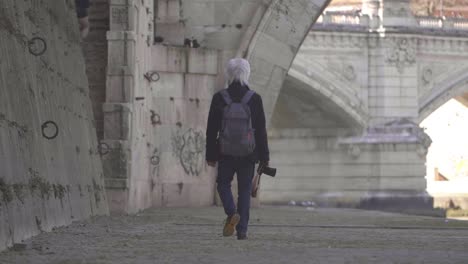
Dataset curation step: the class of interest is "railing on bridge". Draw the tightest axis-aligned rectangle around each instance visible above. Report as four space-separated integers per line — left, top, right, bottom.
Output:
417 16 468 30
315 11 468 31
316 11 361 25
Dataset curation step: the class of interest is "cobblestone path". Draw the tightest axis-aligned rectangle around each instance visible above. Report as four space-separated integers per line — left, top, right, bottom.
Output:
1 207 468 264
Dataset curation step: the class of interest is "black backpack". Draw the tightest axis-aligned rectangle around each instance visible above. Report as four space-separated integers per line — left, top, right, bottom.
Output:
219 89 256 156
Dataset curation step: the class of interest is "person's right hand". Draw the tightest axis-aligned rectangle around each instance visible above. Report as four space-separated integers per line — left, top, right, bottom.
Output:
258 160 269 173
207 161 217 167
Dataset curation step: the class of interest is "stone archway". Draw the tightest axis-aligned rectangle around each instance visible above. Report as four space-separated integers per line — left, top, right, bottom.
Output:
418 67 468 209
419 66 468 123
243 0 333 124
284 59 368 130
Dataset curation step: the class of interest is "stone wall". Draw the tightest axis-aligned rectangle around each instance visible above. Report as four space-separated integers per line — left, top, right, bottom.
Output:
102 0 330 213
263 21 468 207
0 0 108 250
262 130 429 208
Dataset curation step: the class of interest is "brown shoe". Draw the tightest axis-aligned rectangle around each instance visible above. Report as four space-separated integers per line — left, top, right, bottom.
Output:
223 213 240 237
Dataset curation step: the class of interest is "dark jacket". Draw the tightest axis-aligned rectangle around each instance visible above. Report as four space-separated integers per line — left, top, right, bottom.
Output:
206 81 270 162
76 0 90 18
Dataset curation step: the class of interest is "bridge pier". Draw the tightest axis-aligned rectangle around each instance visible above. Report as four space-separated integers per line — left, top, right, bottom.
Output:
262 123 432 210
262 1 468 209
96 0 331 213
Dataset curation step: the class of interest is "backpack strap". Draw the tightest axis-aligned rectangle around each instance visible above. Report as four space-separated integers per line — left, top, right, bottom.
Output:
220 89 233 105
241 90 255 105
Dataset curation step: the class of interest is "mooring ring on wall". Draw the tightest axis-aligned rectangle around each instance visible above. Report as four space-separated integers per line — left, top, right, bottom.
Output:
28 37 47 56
98 142 110 156
41 121 59 139
150 155 160 166
144 71 160 82
150 110 161 126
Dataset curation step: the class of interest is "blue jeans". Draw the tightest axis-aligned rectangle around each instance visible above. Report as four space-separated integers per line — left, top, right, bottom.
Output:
217 157 255 234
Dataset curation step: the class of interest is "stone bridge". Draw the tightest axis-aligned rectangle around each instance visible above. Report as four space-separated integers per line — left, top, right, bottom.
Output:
1 0 468 251
263 0 468 205
0 0 330 249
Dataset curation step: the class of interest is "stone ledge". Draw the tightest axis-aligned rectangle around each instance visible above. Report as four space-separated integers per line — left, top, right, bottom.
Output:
339 118 432 147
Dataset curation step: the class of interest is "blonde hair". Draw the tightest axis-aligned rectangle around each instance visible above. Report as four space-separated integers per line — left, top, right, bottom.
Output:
224 58 250 88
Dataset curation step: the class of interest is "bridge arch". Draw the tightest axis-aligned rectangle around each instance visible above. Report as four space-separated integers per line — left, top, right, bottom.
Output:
419 66 468 123
240 0 333 122
277 56 368 130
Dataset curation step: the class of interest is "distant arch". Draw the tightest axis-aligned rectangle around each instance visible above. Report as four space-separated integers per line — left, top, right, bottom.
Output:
286 57 369 130
419 68 468 123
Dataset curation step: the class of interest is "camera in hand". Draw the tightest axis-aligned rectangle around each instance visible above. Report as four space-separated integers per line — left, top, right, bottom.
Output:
258 164 276 177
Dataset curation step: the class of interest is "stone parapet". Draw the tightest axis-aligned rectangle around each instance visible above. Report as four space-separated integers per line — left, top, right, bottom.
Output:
314 11 468 34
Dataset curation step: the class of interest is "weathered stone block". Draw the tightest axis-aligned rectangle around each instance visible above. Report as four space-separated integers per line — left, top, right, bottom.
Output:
184 74 218 99
156 0 180 23
107 32 137 70
251 33 295 70
155 23 185 46
181 1 215 26
106 67 134 102
101 140 131 180
188 49 218 75
103 103 132 140
203 30 244 50
249 57 276 87
150 45 186 73
150 72 185 97
110 3 137 31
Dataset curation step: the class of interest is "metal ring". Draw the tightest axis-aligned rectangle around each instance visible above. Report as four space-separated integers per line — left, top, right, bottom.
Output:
150 111 161 125
144 71 160 82
98 142 110 156
28 37 47 56
41 121 58 140
150 155 160 166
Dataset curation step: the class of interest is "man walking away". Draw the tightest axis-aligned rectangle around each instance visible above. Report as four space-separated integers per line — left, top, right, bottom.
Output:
206 58 270 240
76 0 90 38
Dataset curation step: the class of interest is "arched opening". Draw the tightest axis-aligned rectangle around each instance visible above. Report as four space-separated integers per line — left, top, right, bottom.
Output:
271 75 366 132
261 69 367 204
420 89 468 213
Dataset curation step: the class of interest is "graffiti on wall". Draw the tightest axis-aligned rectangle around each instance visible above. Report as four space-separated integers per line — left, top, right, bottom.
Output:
171 128 206 176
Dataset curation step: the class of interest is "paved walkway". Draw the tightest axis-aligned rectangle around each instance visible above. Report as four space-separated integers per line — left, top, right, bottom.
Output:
1 206 468 264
